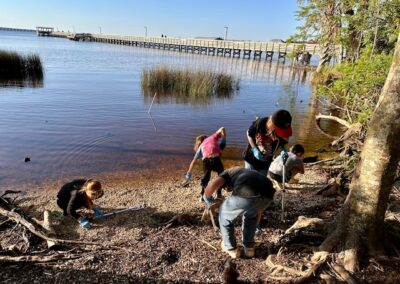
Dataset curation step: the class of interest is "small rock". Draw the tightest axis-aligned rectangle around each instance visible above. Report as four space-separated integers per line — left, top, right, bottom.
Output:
24 156 31 162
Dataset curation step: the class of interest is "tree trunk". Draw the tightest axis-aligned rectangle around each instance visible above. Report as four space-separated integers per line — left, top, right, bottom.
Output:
316 0 339 73
319 33 400 272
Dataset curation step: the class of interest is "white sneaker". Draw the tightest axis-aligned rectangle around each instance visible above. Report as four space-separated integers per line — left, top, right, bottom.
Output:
221 241 240 259
244 246 255 258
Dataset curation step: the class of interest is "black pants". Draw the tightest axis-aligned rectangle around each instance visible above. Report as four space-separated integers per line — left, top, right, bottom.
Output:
200 157 224 197
56 198 68 216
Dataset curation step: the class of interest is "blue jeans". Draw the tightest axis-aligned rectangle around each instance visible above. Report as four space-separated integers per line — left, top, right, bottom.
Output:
219 195 272 250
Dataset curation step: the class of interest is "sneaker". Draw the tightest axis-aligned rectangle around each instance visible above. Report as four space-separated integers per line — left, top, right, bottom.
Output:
221 241 240 259
244 246 255 258
199 196 205 203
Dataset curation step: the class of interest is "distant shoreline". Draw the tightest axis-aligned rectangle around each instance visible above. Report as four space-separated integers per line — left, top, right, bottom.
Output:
0 27 35 32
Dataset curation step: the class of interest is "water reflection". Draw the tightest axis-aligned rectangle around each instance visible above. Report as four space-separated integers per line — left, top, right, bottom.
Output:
142 89 235 106
0 78 43 88
0 30 335 190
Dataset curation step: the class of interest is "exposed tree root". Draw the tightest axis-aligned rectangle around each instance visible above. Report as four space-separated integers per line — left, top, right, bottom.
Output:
284 216 330 235
329 263 358 284
316 173 348 198
265 253 329 283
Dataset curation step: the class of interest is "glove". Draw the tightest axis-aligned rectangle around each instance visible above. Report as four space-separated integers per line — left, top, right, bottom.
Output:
203 196 214 206
251 147 263 160
184 172 192 180
78 217 92 229
93 208 104 218
280 150 289 163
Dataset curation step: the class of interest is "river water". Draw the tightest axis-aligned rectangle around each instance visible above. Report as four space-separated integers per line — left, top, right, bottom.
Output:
0 31 334 189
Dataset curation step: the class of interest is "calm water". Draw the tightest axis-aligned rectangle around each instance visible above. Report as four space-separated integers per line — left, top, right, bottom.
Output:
0 31 333 189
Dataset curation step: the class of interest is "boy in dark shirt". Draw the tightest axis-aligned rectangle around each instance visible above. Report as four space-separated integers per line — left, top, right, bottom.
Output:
57 179 104 229
203 167 275 258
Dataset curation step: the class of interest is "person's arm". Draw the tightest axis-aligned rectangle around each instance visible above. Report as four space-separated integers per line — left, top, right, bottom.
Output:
217 127 227 150
203 176 226 200
186 159 197 175
217 127 226 138
185 148 202 179
247 130 257 149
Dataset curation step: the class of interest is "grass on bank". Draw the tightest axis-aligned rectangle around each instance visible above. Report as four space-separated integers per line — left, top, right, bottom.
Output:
141 66 239 98
0 50 44 81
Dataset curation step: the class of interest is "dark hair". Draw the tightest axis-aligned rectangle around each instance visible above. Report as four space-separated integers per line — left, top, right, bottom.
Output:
290 144 305 154
194 135 207 151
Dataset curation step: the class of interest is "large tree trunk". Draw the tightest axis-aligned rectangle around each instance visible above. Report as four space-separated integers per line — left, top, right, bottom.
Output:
316 0 339 73
319 33 400 272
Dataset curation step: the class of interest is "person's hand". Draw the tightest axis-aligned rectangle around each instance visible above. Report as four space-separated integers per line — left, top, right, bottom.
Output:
203 196 214 207
93 208 104 218
78 217 92 229
251 147 263 160
185 172 192 180
280 150 289 163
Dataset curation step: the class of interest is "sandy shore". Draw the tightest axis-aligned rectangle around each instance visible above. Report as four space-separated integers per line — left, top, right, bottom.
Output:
1 165 399 283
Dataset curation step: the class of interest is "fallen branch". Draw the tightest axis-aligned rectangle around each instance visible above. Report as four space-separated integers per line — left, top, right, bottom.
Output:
42 210 58 248
0 206 99 246
187 231 217 250
0 254 79 263
316 113 351 129
306 158 336 166
0 190 21 198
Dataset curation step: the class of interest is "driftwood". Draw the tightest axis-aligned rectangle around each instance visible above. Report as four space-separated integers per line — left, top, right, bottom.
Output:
42 210 58 248
0 254 79 263
285 216 329 235
0 205 99 246
316 113 351 129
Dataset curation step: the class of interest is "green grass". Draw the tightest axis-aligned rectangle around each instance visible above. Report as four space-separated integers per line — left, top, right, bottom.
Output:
0 50 44 81
141 66 239 98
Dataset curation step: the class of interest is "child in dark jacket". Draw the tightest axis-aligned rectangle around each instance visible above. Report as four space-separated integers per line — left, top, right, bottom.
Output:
184 127 227 201
56 179 104 229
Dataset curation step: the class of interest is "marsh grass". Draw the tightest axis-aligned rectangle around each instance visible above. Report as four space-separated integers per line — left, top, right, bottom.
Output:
141 66 239 98
0 50 44 82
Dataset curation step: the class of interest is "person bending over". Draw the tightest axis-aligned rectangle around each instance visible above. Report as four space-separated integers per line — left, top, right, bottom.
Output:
184 127 227 201
243 109 293 175
203 167 275 258
56 179 104 229
269 144 305 185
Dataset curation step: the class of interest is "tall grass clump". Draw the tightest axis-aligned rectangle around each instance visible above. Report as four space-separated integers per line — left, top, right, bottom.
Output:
141 66 239 98
0 50 44 81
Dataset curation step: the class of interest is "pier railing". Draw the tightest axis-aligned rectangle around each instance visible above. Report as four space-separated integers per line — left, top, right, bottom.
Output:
51 31 344 61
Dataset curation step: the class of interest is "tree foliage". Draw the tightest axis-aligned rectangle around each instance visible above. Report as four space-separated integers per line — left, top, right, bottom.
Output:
293 0 400 60
316 47 392 124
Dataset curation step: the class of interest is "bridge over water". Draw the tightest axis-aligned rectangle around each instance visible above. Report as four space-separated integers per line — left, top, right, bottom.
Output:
49 31 343 63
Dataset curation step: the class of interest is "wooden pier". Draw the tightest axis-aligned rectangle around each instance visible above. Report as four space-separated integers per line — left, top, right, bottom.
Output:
48 31 341 62
36 26 54 36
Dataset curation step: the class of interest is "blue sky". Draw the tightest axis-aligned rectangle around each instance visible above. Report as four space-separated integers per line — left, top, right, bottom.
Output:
0 0 301 41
